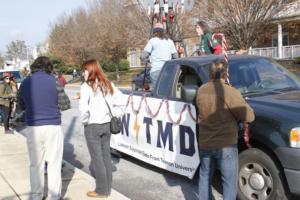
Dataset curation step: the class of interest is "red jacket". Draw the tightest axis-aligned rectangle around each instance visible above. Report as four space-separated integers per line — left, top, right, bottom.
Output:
58 76 67 87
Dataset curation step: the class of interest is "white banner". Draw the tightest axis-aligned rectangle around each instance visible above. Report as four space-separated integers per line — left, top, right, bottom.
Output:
110 95 200 179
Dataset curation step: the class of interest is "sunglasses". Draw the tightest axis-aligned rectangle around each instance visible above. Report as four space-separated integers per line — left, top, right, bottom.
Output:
4 77 10 80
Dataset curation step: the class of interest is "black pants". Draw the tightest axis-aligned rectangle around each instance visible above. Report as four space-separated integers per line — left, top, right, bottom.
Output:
1 105 10 131
84 123 112 195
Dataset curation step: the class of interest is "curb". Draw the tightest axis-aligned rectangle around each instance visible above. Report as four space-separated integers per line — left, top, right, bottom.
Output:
62 161 131 200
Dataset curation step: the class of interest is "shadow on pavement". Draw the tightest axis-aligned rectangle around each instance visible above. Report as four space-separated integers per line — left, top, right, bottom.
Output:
111 149 122 172
42 116 83 198
61 116 83 197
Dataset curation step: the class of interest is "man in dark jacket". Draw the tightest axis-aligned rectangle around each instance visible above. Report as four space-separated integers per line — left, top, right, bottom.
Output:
0 72 16 133
18 56 70 200
196 60 255 200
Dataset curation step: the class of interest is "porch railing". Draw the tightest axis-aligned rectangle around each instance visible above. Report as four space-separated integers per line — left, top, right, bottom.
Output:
248 45 300 59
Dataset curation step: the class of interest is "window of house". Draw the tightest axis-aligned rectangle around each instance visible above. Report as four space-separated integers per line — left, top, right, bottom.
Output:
272 33 289 47
129 48 137 67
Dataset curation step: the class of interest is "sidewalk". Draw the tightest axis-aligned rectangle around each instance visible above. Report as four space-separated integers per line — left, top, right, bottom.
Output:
0 130 130 200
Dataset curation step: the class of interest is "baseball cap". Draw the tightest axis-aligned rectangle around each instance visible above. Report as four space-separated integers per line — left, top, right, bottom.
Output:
153 23 164 33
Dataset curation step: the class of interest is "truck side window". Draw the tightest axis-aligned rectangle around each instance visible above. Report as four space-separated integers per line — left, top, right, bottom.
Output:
174 66 202 99
157 63 177 97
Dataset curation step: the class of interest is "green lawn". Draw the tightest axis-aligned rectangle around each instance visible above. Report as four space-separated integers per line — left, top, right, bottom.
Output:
65 68 145 87
107 68 145 87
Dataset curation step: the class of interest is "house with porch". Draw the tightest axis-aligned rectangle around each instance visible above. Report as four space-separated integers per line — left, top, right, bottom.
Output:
250 0 300 59
127 1 300 68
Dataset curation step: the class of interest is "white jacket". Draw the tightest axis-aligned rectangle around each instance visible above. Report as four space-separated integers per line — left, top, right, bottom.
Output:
79 82 124 125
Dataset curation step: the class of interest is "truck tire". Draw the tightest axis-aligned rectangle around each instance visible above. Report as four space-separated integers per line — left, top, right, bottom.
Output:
238 148 289 200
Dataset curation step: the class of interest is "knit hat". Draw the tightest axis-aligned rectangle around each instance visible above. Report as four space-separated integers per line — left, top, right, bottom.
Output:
153 23 164 33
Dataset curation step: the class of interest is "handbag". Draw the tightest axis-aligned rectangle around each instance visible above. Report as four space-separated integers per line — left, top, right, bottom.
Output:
100 86 122 134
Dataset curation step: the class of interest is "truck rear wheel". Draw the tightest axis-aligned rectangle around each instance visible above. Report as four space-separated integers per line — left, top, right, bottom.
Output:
238 148 289 200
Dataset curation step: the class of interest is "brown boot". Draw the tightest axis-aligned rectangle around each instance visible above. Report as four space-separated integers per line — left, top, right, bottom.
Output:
86 191 109 198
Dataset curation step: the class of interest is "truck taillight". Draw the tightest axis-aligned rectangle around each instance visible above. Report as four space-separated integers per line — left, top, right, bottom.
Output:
290 127 300 148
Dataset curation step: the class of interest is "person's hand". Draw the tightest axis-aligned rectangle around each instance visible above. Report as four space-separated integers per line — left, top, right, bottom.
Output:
73 92 80 100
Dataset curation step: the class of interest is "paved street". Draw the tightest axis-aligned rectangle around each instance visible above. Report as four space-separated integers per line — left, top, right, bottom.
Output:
15 85 223 200
12 82 299 200
40 85 222 200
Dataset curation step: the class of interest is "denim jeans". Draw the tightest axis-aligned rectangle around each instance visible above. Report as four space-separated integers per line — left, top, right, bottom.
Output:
198 145 238 200
150 70 161 90
1 105 10 131
84 123 112 195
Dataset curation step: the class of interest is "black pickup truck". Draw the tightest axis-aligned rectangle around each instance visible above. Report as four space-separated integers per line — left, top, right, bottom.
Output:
123 54 300 200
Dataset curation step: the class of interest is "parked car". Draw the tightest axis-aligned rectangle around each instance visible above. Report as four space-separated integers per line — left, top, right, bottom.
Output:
131 68 151 91
113 55 300 200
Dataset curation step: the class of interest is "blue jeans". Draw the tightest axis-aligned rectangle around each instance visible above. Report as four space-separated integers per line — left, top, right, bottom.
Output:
198 145 238 200
84 123 112 195
150 70 161 90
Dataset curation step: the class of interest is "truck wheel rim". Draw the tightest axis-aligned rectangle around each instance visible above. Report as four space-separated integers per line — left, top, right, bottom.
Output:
239 163 273 200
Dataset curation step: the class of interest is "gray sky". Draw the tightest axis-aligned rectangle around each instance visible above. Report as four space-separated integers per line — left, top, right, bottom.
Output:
0 0 87 54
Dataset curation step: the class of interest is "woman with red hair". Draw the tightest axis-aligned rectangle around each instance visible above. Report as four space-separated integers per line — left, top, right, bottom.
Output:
79 59 123 198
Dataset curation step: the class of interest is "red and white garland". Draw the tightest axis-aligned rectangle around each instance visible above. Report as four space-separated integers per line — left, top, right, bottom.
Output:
124 94 197 125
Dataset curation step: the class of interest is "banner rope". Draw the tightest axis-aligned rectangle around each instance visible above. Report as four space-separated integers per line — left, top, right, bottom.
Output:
120 94 197 124
244 123 252 148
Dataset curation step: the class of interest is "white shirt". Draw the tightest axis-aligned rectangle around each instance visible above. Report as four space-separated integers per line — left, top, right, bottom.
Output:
144 37 177 73
79 82 124 125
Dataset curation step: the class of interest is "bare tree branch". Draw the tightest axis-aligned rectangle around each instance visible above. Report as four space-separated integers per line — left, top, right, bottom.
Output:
199 0 287 49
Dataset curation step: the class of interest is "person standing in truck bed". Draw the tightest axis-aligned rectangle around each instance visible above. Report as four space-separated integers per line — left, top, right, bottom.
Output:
141 22 178 89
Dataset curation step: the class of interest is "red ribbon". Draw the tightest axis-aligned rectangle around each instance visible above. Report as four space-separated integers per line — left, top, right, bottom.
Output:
244 123 251 148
